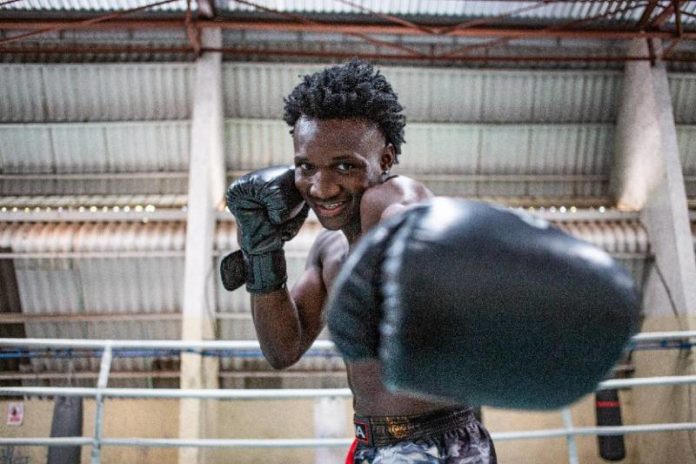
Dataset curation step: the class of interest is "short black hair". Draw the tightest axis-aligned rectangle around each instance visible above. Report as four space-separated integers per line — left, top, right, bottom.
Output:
283 59 406 159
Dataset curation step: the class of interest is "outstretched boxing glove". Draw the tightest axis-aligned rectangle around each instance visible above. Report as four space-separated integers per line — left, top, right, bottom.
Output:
327 198 640 410
323 212 413 359
222 165 309 293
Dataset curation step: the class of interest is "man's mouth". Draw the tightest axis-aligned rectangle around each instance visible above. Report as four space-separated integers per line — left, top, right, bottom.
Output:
313 200 348 217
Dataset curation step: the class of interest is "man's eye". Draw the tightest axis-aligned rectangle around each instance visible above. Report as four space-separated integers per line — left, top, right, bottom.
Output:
296 162 313 171
336 162 355 173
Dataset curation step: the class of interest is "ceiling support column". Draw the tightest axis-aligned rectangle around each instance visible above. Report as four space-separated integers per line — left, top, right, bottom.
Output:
610 39 696 462
178 27 225 464
611 38 696 321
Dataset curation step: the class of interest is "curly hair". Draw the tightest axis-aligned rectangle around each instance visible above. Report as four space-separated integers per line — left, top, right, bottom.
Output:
283 59 406 159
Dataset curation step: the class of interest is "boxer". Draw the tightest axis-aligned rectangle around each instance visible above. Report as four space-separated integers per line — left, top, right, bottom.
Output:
223 60 496 463
222 59 640 463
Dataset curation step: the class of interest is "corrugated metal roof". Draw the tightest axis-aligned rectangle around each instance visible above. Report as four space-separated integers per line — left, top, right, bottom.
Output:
2 2 693 72
679 126 696 175
0 121 190 174
217 0 645 22
3 62 690 125
0 121 190 195
218 26 642 70
223 63 318 120
670 75 696 124
2 0 682 30
390 68 622 123
1 0 190 11
4 119 690 201
0 194 188 209
217 0 693 28
679 125 696 199
0 221 185 378
0 221 186 252
0 177 189 197
225 119 295 170
223 63 622 123
0 220 315 336
555 220 650 255
0 64 194 122
225 118 614 198
7 214 643 258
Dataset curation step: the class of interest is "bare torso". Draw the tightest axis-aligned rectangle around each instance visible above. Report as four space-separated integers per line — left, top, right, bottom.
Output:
347 361 458 416
316 176 454 416
252 175 449 416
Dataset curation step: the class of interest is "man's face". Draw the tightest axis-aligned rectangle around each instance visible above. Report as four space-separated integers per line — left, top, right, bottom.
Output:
293 116 391 232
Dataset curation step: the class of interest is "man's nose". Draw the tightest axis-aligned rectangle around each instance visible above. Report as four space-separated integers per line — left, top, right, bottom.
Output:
308 170 340 199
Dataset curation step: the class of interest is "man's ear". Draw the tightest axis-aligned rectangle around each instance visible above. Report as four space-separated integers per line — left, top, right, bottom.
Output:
380 144 396 172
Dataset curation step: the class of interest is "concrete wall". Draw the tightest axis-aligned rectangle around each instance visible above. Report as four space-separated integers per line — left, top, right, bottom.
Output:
0 398 346 464
3 363 695 464
0 399 179 464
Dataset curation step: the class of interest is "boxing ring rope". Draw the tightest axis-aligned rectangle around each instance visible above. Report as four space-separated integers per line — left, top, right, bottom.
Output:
1 333 696 464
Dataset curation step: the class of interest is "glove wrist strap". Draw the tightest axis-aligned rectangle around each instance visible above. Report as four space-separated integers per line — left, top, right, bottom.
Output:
245 249 287 294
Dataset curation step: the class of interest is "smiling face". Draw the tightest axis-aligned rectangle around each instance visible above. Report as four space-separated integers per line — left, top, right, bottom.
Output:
293 116 394 237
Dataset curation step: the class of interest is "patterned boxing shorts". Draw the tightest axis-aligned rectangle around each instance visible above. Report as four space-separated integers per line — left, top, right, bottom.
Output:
347 407 496 464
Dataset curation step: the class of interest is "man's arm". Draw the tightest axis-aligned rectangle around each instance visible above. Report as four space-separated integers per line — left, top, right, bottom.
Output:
224 165 321 369
252 176 431 369
251 230 347 369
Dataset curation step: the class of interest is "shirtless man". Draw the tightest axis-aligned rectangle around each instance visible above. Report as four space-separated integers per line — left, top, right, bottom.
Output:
223 60 497 463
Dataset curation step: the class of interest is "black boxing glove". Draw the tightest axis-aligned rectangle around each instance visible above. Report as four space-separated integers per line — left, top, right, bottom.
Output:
220 250 246 292
222 165 309 293
326 213 412 359
327 198 641 410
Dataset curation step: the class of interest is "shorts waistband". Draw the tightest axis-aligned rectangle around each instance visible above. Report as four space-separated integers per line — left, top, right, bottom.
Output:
353 407 474 447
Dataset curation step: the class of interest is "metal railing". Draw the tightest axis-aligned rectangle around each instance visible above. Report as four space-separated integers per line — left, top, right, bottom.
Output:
1 332 696 464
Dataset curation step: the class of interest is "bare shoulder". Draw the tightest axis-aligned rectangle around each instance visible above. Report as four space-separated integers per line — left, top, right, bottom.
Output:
360 176 433 233
306 229 349 269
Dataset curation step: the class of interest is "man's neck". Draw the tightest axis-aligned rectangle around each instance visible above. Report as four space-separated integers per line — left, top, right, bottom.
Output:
341 220 362 247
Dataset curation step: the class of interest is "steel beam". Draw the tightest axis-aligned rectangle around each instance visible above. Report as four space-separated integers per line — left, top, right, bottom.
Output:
0 18 691 40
